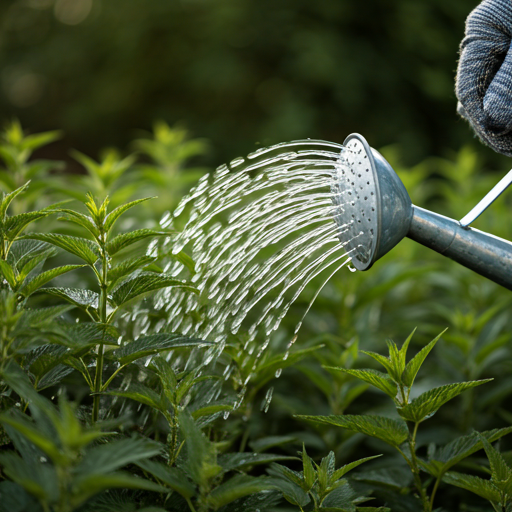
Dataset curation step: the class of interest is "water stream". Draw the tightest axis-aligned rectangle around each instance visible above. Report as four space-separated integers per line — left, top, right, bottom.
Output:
150 139 363 407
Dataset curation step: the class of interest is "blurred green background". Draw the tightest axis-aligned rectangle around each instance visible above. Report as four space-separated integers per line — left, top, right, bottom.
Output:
0 0 507 168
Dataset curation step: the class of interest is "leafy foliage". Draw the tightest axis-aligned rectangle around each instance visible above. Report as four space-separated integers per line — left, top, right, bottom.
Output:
1 123 512 512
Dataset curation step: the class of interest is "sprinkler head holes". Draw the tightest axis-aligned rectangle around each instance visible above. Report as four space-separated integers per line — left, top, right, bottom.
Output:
332 134 412 271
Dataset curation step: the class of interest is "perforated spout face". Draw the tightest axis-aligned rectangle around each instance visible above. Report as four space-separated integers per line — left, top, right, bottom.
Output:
331 133 413 270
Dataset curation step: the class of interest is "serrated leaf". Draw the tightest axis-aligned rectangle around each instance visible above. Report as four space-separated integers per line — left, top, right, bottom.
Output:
104 197 154 232
402 329 446 388
302 444 316 490
0 413 63 464
104 384 164 412
180 410 221 485
206 474 276 509
63 356 93 390
443 471 502 502
331 455 382 482
112 333 211 365
73 471 168 508
0 260 16 288
421 427 512 478
57 209 99 238
37 288 99 314
327 367 396 399
217 453 296 474
478 434 512 484
135 459 195 499
110 272 196 307
191 402 234 419
76 437 162 476
0 452 59 503
360 350 395 380
107 255 157 288
22 233 99 265
268 476 310 507
321 480 358 510
296 414 409 448
4 211 53 240
397 380 492 423
106 229 172 255
19 265 85 297
249 435 296 453
1 182 30 219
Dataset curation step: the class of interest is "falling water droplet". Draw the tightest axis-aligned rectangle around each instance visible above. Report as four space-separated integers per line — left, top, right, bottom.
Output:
261 387 274 413
347 264 357 272
275 368 282 378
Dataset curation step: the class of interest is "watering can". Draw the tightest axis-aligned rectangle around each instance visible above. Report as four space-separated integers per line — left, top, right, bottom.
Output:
334 133 512 290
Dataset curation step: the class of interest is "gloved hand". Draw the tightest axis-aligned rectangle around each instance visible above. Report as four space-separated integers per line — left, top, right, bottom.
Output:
456 0 512 156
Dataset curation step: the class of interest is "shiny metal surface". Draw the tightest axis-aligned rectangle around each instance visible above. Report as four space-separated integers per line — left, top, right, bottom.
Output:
460 168 512 228
409 206 512 291
335 133 512 290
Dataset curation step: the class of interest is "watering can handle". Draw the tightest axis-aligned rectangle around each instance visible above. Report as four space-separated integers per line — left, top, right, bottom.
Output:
459 168 512 228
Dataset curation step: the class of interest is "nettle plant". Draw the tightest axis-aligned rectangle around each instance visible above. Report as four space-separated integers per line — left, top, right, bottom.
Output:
297 330 512 512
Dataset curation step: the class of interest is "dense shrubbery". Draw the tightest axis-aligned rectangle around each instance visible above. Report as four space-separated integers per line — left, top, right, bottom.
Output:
1 123 512 512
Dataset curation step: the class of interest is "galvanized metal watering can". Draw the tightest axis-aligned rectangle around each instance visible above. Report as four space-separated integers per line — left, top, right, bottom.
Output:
336 133 512 290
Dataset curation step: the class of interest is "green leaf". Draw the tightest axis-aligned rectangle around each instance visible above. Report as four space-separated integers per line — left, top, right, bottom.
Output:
57 209 99 238
110 272 197 307
206 474 276 509
360 350 396 380
326 367 396 399
20 130 62 151
135 459 195 499
4 211 53 240
36 288 99 314
106 229 173 255
331 455 382 481
478 434 512 484
63 356 94 390
397 380 492 423
249 435 296 453
107 256 157 288
112 333 211 365
402 329 446 388
420 427 512 478
443 471 502 503
0 412 63 464
191 402 234 419
22 233 99 265
0 260 16 288
296 414 409 448
398 328 416 371
72 472 169 508
104 384 164 412
302 444 316 490
76 437 162 476
19 265 85 297
217 453 296 474
180 410 221 485
268 476 310 508
104 197 155 232
0 452 58 503
385 339 402 380
1 182 30 219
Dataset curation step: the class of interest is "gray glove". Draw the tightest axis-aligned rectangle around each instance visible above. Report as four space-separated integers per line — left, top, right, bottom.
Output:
456 0 512 156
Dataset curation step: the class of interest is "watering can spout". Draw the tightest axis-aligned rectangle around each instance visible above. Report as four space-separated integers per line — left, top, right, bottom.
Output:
338 133 512 291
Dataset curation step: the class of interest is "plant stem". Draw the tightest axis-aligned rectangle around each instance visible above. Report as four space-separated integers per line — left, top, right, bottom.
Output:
92 244 108 423
430 476 441 509
408 421 430 512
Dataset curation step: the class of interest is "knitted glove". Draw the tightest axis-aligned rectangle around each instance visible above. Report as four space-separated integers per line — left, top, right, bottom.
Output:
456 0 512 156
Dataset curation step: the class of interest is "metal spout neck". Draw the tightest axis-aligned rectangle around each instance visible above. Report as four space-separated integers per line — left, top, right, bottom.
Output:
407 206 512 291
